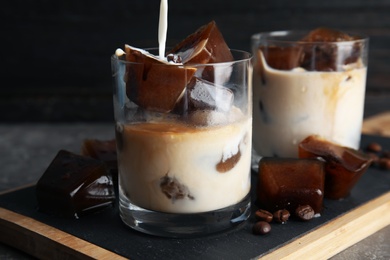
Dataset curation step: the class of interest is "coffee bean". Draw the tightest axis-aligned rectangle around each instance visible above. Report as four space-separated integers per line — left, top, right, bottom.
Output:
295 205 315 221
254 209 273 223
273 209 290 223
378 158 390 170
252 221 271 235
366 142 382 153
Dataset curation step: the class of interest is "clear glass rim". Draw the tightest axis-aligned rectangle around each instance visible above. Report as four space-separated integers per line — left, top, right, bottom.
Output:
111 48 252 67
251 30 369 45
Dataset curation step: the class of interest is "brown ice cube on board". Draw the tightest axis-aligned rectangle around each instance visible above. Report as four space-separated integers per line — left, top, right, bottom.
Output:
168 20 233 83
124 45 197 113
259 46 303 70
81 138 118 188
257 157 325 214
81 139 117 171
299 135 373 199
36 150 115 218
300 27 361 71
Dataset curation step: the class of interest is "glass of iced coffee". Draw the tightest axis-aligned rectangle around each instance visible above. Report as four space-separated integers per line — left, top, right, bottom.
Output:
251 28 369 164
111 21 252 237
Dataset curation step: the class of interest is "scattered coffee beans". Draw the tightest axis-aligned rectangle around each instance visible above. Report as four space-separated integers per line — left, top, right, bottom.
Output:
252 139 390 235
252 221 271 235
366 142 382 153
295 205 315 221
364 142 390 171
254 209 273 223
273 209 290 223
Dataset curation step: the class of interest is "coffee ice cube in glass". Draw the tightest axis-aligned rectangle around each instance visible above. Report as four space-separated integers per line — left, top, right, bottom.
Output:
187 77 233 113
300 27 362 71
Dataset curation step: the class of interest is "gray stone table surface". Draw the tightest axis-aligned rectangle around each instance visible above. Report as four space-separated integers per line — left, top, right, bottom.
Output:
0 123 389 259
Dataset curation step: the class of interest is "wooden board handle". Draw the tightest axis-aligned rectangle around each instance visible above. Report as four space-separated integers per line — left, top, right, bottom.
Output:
0 208 127 260
362 111 390 137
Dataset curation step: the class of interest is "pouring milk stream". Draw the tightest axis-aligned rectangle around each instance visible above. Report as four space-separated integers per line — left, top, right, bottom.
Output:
158 0 168 59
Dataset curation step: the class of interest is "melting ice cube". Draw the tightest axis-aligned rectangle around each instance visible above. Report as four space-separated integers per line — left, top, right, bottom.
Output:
188 77 233 113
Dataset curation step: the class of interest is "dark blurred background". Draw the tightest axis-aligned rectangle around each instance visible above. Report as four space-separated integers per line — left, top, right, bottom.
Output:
2 0 390 122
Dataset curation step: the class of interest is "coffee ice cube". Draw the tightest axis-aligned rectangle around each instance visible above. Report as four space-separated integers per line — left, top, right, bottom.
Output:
299 135 373 199
216 148 241 173
187 77 233 113
169 20 233 64
259 46 303 70
36 150 115 218
160 175 194 202
124 45 197 112
81 138 118 189
302 27 355 43
257 157 325 214
168 20 233 83
81 139 117 172
300 27 360 71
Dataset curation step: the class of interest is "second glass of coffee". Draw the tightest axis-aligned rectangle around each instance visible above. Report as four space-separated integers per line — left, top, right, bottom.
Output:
251 28 369 162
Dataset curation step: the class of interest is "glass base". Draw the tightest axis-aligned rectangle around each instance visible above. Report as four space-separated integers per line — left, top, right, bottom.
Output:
119 193 251 238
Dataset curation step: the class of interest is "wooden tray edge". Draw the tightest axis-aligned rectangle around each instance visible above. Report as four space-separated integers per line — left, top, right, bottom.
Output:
0 207 127 260
260 191 390 259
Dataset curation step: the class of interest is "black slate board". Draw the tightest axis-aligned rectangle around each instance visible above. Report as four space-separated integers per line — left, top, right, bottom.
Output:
1 134 390 259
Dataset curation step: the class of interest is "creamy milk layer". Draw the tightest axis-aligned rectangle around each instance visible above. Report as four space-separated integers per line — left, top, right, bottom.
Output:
117 117 252 213
253 54 367 158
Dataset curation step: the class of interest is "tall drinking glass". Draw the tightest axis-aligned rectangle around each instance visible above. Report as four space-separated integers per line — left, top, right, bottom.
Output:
251 30 369 166
111 49 252 237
